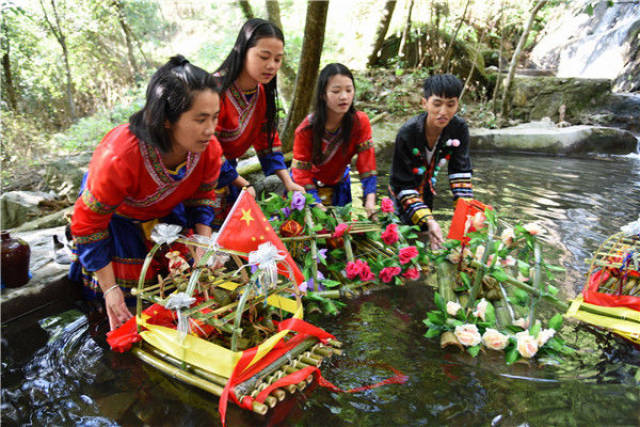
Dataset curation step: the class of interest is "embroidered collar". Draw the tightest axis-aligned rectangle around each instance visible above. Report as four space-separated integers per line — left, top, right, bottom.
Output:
217 82 260 143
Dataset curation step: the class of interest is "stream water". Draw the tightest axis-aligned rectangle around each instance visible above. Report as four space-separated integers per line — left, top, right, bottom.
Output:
2 152 639 426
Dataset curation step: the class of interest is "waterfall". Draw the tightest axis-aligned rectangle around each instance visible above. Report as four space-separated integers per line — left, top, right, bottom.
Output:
530 1 640 89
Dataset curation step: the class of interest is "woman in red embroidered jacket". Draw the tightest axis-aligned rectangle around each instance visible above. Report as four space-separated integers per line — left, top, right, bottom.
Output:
70 56 223 330
291 63 377 216
213 18 304 225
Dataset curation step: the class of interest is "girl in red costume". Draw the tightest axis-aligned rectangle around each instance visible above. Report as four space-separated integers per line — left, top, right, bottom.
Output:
291 63 377 216
213 18 304 226
70 55 223 330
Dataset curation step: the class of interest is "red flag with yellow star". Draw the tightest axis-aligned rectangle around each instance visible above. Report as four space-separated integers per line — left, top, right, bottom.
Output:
216 189 305 285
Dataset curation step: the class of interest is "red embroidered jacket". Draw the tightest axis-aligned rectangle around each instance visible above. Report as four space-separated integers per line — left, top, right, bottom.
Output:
291 111 377 191
71 124 222 259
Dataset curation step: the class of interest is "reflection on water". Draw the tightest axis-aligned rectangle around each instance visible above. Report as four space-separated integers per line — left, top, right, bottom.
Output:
2 153 639 426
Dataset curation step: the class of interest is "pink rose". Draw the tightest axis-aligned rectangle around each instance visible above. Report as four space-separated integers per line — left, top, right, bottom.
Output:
403 267 420 280
379 266 401 283
345 261 362 280
501 228 515 247
501 255 516 267
515 331 539 358
513 317 530 329
333 223 351 238
482 328 509 350
398 246 418 264
381 223 399 245
454 324 482 347
470 212 486 230
380 197 394 213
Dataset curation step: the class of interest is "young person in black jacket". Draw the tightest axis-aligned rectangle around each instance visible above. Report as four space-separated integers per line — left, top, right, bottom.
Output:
389 74 473 250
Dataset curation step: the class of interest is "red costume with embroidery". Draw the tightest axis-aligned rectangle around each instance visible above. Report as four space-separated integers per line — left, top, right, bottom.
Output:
291 111 377 194
216 83 282 161
70 124 222 289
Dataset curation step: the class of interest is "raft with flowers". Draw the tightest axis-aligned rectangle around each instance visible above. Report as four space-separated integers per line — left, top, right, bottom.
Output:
106 190 344 424
259 191 425 313
421 198 576 363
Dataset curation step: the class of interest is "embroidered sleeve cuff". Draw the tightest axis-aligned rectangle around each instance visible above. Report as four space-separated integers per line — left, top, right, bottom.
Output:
218 160 239 188
76 231 112 272
449 172 473 200
361 175 377 196
397 189 434 225
258 151 286 176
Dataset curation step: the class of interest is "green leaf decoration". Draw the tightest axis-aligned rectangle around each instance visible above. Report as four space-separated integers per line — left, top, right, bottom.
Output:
427 311 445 325
530 321 541 338
513 288 529 305
443 239 461 249
484 301 496 325
546 284 559 296
424 327 441 338
484 208 496 227
548 313 563 330
459 271 471 287
312 206 328 221
517 260 530 277
505 347 519 364
434 292 446 312
468 345 481 357
321 279 342 289
490 268 510 283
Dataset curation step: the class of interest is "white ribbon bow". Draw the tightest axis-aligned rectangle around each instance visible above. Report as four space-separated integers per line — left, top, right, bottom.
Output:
248 242 286 290
151 223 182 246
164 292 196 340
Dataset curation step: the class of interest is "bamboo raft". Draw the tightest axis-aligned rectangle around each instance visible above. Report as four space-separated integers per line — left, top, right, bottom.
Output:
108 229 342 418
565 232 640 345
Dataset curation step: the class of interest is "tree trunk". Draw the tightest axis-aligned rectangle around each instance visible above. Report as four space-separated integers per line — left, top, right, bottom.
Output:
499 0 547 119
1 17 17 111
112 0 139 79
39 0 76 121
398 0 414 61
459 27 486 102
492 2 505 114
441 0 472 73
238 1 254 20
280 0 328 152
266 0 296 103
366 0 396 67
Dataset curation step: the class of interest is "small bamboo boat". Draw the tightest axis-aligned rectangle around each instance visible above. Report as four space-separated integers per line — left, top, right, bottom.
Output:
107 191 342 423
565 231 640 345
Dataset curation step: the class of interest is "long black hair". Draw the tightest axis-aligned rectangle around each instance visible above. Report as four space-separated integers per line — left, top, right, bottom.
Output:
310 63 357 165
129 55 220 153
215 18 284 148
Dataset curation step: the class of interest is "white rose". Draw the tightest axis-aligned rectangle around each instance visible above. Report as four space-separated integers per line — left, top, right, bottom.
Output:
447 301 462 317
473 298 488 321
471 212 486 230
454 324 482 347
482 328 509 350
515 331 539 358
513 317 530 329
474 245 485 262
501 228 515 247
501 255 516 267
523 223 545 236
537 328 556 346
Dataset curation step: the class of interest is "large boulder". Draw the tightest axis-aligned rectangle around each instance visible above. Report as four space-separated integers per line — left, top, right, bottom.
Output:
470 120 638 156
1 191 57 229
506 75 640 132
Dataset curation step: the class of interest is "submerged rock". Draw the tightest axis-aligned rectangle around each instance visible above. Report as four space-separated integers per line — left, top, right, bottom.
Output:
470 121 638 156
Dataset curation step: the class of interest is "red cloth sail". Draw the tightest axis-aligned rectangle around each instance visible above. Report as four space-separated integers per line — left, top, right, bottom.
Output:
216 190 305 285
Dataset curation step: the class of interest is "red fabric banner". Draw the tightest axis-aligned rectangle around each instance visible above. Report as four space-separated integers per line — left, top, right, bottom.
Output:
583 269 640 311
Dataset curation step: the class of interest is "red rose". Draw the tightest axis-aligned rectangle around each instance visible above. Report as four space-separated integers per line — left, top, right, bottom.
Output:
381 223 399 245
403 267 421 280
280 219 304 237
380 197 394 213
345 261 362 280
379 266 401 283
398 246 418 264
333 223 351 238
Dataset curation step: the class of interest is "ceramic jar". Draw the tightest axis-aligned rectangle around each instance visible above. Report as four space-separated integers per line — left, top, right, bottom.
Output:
1 231 31 288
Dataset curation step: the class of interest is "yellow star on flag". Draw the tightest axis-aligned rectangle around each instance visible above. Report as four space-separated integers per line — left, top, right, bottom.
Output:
240 208 254 226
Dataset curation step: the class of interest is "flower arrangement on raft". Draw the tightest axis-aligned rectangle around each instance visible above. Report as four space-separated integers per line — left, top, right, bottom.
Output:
422 199 575 364
259 192 424 314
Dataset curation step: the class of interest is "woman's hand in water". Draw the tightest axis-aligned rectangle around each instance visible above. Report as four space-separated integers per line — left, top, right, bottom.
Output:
104 288 133 331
